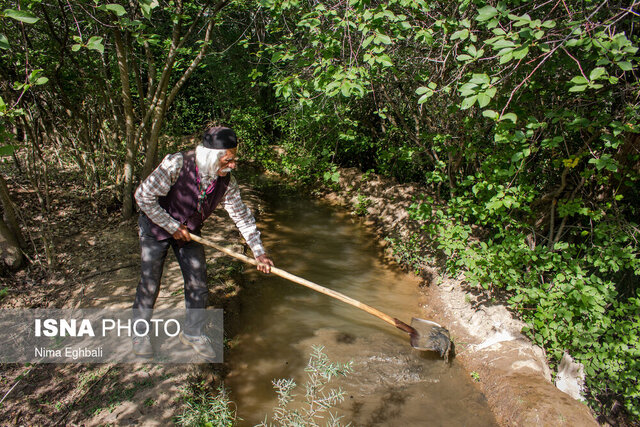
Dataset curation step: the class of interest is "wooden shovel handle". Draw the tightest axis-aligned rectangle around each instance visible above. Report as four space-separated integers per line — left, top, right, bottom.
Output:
189 233 405 330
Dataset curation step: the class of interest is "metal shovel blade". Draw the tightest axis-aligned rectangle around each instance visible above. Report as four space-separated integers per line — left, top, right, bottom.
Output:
410 317 452 359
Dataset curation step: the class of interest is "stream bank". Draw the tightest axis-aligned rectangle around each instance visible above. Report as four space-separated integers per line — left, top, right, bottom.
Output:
320 167 598 426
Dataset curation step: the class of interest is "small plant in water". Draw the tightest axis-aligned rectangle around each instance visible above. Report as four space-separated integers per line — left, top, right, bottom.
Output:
470 371 480 382
258 345 353 427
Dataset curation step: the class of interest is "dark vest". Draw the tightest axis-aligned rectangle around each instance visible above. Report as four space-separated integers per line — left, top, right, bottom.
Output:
147 150 231 241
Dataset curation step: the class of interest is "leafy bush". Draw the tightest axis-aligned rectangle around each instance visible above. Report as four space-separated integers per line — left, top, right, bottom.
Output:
410 196 640 418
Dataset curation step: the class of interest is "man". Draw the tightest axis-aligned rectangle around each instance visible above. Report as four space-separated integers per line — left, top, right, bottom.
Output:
132 125 273 361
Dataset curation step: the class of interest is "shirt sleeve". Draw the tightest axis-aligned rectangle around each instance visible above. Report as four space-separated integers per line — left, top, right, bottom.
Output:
222 175 266 257
134 153 184 235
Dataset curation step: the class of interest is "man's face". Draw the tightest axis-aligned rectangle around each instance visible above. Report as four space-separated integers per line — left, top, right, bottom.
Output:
218 148 238 176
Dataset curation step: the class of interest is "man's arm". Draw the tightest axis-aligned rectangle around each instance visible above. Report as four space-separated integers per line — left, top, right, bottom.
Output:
134 153 184 235
222 176 267 258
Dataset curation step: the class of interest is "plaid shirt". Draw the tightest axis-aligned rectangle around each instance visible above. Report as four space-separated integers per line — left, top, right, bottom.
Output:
135 152 266 257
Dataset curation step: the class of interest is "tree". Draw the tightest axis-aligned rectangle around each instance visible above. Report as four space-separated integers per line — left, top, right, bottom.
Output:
106 0 231 218
1 0 233 219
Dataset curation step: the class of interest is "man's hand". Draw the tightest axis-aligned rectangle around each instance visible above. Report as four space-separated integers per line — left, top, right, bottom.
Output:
255 254 274 274
172 224 191 242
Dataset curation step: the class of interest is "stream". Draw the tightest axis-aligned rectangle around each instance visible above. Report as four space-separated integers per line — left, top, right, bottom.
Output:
224 181 497 426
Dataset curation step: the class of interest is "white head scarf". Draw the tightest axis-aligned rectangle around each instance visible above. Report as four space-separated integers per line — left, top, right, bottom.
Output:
195 145 228 182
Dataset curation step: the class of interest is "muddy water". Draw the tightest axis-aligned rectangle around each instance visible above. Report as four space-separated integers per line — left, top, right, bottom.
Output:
225 188 497 426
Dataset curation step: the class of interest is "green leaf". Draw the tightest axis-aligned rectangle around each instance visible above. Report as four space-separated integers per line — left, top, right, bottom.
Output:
456 54 473 61
492 39 516 49
139 0 159 19
566 39 581 47
476 6 498 21
416 87 428 95
86 36 104 54
451 29 469 41
377 54 393 67
589 155 618 172
482 109 498 120
467 44 477 56
418 92 433 104
500 113 518 123
569 84 587 92
3 9 39 24
271 51 283 63
589 67 606 80
460 95 477 110
105 4 127 16
470 73 490 85
512 46 529 59
72 44 81 52
459 82 478 97
374 33 392 45
499 51 513 64
570 76 588 84
35 77 48 85
341 81 351 97
362 35 374 48
477 92 491 108
0 145 16 156
616 61 633 71
0 34 8 49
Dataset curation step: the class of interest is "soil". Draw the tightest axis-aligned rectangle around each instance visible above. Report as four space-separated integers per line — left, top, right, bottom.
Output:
321 167 599 426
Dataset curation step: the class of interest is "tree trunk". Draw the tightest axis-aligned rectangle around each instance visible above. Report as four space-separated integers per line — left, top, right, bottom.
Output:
140 90 169 180
0 215 23 272
113 27 138 219
0 173 26 250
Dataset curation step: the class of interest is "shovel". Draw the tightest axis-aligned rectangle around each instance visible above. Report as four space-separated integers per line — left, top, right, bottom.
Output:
189 233 452 359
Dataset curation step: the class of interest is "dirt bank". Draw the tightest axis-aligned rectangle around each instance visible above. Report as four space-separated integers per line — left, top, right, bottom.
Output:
321 167 598 426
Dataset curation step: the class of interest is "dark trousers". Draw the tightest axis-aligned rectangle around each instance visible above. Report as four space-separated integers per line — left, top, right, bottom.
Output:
132 214 208 336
